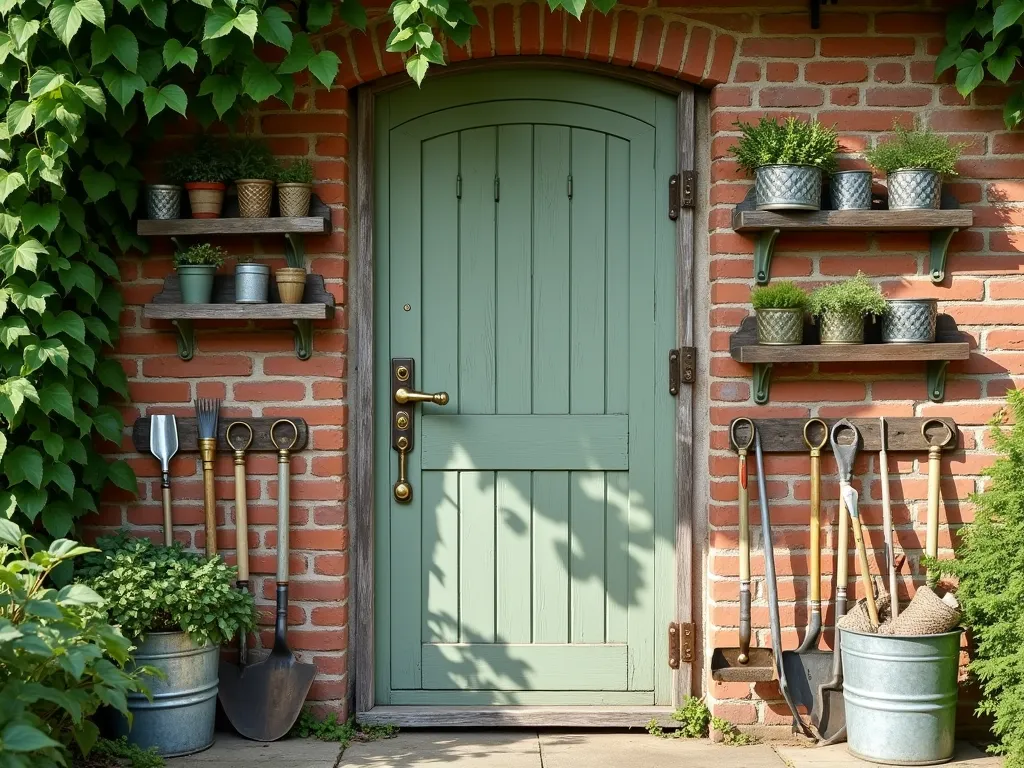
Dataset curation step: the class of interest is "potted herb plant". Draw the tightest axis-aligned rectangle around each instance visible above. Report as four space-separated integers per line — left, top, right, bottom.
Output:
175 243 226 304
730 117 839 211
79 535 255 757
866 122 966 210
168 141 232 218
808 273 887 345
232 139 279 219
751 281 809 345
882 298 938 343
277 158 315 217
235 258 271 304
277 245 306 304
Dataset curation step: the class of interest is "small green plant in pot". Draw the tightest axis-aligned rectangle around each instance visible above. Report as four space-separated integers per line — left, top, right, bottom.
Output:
866 121 966 210
167 141 232 219
731 117 839 211
809 273 887 345
232 139 280 218
277 159 315 217
175 243 226 304
276 241 307 304
78 534 256 757
751 282 809 345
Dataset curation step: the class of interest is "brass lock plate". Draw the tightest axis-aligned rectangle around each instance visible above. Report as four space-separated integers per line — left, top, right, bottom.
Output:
391 358 415 453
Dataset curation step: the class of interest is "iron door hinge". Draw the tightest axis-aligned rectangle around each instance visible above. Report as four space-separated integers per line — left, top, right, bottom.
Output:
668 621 695 669
668 347 696 395
668 171 696 219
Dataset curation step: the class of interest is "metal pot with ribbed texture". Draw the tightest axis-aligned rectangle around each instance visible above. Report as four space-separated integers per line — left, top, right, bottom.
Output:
755 164 822 211
882 299 937 343
830 170 872 210
887 169 942 210
818 309 866 344
235 263 271 304
756 308 804 345
147 185 182 219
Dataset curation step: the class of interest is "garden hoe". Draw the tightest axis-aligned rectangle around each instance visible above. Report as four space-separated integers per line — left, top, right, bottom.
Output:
218 420 315 742
711 417 775 682
781 418 834 740
148 414 178 547
922 419 954 585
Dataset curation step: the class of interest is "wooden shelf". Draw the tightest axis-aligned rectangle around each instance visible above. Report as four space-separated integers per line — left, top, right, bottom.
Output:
144 273 336 360
729 315 970 404
138 216 330 237
731 190 973 284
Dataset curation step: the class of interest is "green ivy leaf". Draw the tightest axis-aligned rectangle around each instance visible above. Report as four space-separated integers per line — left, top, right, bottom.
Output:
42 310 86 343
142 84 187 119
0 240 48 274
988 47 1021 83
24 338 69 375
137 47 164 83
277 32 312 74
92 25 139 72
106 459 136 492
406 53 428 85
993 0 1024 35
141 0 167 26
306 0 333 30
0 317 31 348
9 18 41 50
81 166 116 201
14 486 47 520
21 202 60 235
242 60 281 101
204 5 238 38
7 101 35 135
38 382 75 419
28 67 66 98
197 73 239 117
308 50 340 88
9 279 54 314
0 170 26 203
50 0 84 46
1005 87 1024 129
1 724 61 752
339 0 367 30
387 26 415 53
91 406 122 443
233 7 258 38
4 446 44 488
257 6 292 49
40 430 64 459
392 0 417 27
41 504 73 537
0 378 38 421
75 81 106 114
101 67 146 109
163 39 198 71
96 358 128 397
955 49 986 97
78 0 106 26
44 462 75 496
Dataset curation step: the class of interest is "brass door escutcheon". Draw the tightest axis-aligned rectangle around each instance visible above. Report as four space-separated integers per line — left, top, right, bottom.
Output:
391 358 449 503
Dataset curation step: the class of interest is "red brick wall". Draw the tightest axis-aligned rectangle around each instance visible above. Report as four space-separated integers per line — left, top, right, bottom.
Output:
97 0 1020 728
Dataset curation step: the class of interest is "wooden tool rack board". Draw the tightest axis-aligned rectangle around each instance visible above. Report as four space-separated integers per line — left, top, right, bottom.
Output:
729 417 959 452
132 416 309 453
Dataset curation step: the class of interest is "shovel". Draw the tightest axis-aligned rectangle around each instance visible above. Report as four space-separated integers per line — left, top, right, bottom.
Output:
218 420 315 741
148 415 178 547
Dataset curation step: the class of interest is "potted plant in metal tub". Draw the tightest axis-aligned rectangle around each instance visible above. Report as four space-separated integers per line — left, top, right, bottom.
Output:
168 141 232 218
809 273 887 345
277 158 315 217
882 298 938 343
730 116 839 211
866 121 965 210
751 281 809 345
79 535 255 757
232 139 279 218
175 243 226 304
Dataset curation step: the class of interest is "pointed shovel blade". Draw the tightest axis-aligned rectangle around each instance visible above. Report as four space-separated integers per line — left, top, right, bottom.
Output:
218 649 316 742
149 415 179 473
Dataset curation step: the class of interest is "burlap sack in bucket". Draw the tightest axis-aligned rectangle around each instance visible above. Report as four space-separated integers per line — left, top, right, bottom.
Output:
838 592 892 634
884 585 961 636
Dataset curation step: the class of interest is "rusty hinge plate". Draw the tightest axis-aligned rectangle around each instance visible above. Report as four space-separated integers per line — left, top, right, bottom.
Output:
668 171 696 220
668 347 696 395
668 621 695 669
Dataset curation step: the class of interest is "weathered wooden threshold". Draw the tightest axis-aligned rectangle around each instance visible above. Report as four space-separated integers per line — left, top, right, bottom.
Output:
357 705 676 728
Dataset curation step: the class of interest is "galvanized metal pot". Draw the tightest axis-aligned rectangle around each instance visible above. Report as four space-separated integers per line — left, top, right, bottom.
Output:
842 628 961 765
177 264 217 304
818 309 866 344
756 308 804 345
147 185 182 220
887 169 942 210
111 632 219 757
235 263 270 304
755 164 822 211
830 170 872 211
883 299 937 343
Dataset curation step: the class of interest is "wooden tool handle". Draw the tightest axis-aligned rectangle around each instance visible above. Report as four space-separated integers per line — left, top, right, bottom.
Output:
277 454 290 584
738 451 750 582
926 449 941 561
836 486 849 586
234 459 248 581
161 484 173 547
203 460 217 557
809 454 821 604
851 514 879 629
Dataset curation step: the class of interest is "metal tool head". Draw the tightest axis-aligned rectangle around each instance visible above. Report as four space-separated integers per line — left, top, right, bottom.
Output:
271 419 299 452
803 418 828 454
921 418 955 449
782 649 833 738
830 418 860 483
217 648 316 742
730 417 755 453
149 415 179 473
226 421 253 454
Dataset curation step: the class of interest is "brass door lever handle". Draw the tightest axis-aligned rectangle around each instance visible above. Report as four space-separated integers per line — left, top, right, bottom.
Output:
394 388 449 406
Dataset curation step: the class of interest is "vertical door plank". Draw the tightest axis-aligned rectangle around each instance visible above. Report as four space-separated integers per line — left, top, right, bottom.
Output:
533 471 570 643
604 135 631 644
459 127 498 416
460 471 496 642
570 472 607 643
422 470 460 643
496 471 532 642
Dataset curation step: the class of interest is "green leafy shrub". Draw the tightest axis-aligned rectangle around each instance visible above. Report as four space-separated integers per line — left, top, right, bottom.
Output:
710 716 758 746
0 521 149 768
645 696 711 739
808 273 888 318
290 709 398 746
166 142 234 185
730 117 840 176
865 122 966 176
750 281 809 311
277 159 315 185
940 390 1024 768
77 534 255 647
231 140 280 181
173 244 227 269
78 737 164 768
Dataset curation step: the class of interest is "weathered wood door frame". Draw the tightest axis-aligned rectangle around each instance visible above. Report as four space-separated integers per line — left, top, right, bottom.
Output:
351 60 698 725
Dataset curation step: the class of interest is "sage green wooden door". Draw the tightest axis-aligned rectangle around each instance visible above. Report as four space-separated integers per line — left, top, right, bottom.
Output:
374 72 680 706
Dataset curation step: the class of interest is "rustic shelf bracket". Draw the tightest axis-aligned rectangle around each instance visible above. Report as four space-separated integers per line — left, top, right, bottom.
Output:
170 319 195 361
926 360 950 403
754 228 780 285
752 363 773 405
293 319 314 360
928 228 958 284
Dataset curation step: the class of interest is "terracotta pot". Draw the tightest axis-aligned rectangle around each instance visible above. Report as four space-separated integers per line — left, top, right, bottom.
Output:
185 182 226 219
275 267 307 304
278 183 313 217
236 179 274 218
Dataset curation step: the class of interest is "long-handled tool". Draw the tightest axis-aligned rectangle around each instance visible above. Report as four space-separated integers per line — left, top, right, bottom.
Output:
922 419 953 586
227 421 252 665
879 417 899 618
782 419 834 739
149 414 179 547
755 430 814 739
195 398 221 557
218 419 315 742
846 478 879 631
711 418 774 682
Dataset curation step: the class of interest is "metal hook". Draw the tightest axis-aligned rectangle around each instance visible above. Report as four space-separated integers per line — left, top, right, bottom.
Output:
226 421 253 453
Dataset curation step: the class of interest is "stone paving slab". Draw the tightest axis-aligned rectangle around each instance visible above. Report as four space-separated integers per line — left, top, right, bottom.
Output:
540 732 785 768
340 731 540 767
167 733 342 768
775 742 1001 768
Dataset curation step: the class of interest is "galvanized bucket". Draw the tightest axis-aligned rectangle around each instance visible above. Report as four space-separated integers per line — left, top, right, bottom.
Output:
147 185 182 220
831 170 872 210
111 632 219 757
235 263 270 304
883 299 937 343
818 309 865 344
888 169 942 210
755 164 822 211
842 628 961 765
757 308 804 345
